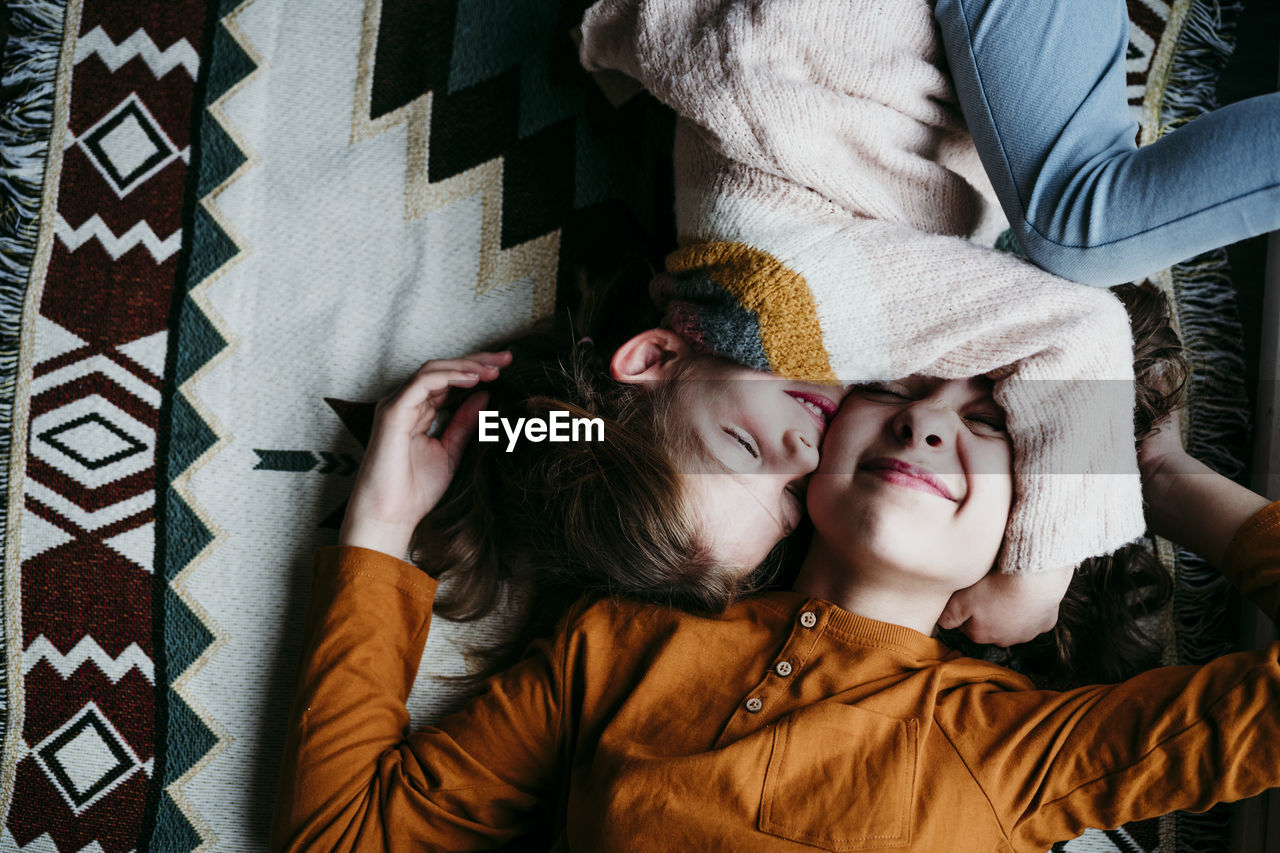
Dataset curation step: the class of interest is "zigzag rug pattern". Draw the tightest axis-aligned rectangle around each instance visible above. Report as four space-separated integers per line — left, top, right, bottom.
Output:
366 0 676 302
3 0 216 849
147 0 259 848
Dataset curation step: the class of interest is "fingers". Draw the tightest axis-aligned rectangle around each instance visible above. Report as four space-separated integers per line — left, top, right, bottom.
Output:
951 608 1058 647
936 570 1065 646
936 604 962 630
414 352 512 377
376 371 484 433
946 612 1007 647
465 351 514 368
936 589 972 627
380 352 511 418
963 619 1054 648
440 390 490 465
963 624 1000 646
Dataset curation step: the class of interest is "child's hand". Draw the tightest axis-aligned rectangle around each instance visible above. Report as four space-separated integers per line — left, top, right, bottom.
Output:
1137 410 1268 565
937 563 1073 646
1137 412 1188 490
338 352 512 557
1136 412 1191 542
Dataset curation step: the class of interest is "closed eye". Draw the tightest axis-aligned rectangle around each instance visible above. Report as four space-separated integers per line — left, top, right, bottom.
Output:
965 414 1007 433
857 382 910 400
724 427 759 459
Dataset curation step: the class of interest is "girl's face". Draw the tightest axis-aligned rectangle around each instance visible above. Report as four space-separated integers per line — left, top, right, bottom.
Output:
806 376 1014 589
671 359 842 575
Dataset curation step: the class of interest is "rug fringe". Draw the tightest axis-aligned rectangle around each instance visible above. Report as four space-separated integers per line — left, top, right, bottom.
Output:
0 0 65 741
1163 0 1250 664
1174 251 1250 485
1159 0 1245 134
1161 1 1249 851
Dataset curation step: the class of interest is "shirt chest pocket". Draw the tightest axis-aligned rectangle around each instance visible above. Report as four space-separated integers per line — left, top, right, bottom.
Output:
759 704 918 850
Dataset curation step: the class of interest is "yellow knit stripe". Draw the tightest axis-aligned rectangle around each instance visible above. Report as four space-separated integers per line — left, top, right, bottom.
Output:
667 242 837 383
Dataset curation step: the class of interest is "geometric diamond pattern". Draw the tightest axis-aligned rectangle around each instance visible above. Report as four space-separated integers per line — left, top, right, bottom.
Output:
7 1 202 841
29 392 156 490
32 702 142 815
78 93 179 198
38 413 148 471
7 0 230 847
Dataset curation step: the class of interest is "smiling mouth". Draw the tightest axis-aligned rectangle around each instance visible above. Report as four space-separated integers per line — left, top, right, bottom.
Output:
860 457 957 501
785 391 837 433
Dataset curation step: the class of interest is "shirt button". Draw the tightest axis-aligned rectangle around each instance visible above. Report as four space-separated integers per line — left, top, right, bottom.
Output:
745 697 763 713
799 611 817 628
774 660 793 677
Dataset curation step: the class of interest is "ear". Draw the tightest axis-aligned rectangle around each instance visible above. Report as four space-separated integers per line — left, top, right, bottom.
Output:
610 328 693 384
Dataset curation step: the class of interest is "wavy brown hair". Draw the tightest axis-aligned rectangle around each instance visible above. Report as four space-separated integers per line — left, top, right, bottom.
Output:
412 267 787 667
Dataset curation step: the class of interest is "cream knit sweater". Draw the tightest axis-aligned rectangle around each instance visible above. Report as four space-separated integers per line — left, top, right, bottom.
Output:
579 0 1145 574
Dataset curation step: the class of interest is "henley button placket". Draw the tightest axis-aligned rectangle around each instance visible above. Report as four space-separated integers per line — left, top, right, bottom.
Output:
745 697 763 713
799 610 817 628
774 660 793 677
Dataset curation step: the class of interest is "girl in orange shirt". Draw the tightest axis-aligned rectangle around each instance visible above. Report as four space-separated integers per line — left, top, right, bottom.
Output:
273 313 1278 850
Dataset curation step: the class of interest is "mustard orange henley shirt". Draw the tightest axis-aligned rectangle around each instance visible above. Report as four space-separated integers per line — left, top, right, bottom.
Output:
271 500 1280 851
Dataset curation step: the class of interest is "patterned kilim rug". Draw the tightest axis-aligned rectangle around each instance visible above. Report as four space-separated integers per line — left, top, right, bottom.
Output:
0 0 1261 849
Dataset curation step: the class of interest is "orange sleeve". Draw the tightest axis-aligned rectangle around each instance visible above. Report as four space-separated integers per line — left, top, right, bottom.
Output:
269 547 567 852
1222 499 1280 621
943 499 1280 849
944 646 1280 849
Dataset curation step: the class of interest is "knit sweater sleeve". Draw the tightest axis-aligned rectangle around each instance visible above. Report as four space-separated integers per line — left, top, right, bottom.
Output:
579 0 999 235
269 547 568 852
940 500 1280 849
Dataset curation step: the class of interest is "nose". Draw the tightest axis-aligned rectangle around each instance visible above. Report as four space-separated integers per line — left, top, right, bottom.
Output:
779 427 820 472
894 401 957 450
